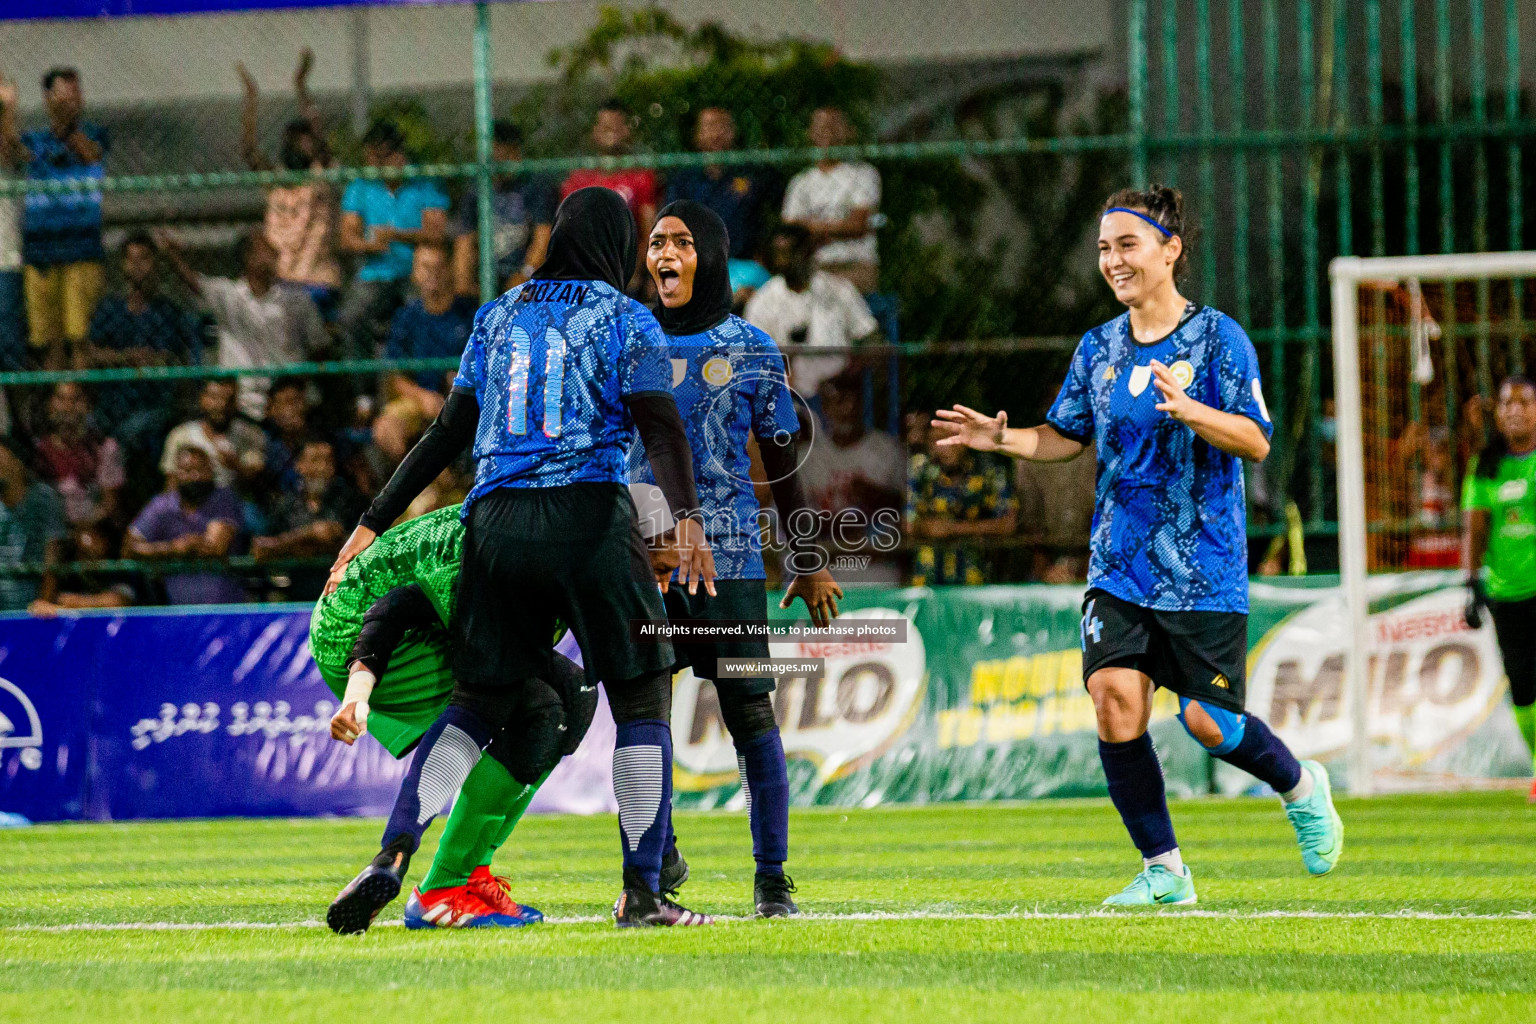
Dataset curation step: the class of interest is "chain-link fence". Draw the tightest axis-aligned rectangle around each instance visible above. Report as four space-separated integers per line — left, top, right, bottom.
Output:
0 0 1532 605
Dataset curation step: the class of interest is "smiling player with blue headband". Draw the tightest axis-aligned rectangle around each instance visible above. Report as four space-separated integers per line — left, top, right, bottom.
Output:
932 185 1343 905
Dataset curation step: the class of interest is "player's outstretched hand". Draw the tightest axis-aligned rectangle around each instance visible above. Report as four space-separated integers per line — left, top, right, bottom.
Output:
781 569 844 628
324 525 377 596
673 517 717 597
330 701 368 745
931 405 1007 451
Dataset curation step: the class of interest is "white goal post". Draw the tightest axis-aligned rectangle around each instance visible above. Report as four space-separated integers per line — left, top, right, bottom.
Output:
1329 251 1536 795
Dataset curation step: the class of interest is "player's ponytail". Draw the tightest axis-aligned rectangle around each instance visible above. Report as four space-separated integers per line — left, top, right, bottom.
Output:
1476 374 1535 478
1102 184 1189 281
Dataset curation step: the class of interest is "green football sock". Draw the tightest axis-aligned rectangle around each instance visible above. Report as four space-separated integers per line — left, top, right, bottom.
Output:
477 769 551 869
1513 704 1536 764
420 757 527 892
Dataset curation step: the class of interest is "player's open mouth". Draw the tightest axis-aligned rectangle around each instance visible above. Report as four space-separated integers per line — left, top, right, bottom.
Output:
1110 271 1135 287
656 266 681 295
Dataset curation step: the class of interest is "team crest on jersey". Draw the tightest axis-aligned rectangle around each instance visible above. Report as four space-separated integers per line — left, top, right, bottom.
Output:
1210 673 1230 690
702 357 733 387
1127 365 1152 397
1102 365 1117 382
1170 360 1195 389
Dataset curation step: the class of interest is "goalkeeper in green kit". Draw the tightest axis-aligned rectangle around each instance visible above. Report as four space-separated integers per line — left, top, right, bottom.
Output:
311 502 596 932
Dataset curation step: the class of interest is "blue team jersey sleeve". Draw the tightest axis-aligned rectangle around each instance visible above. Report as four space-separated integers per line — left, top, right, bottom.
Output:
1212 316 1274 439
750 338 800 439
453 307 489 392
1047 335 1096 442
340 181 367 216
619 300 673 396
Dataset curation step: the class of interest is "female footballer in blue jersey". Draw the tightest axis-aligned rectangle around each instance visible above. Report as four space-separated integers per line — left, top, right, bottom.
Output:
933 185 1342 905
640 200 845 917
324 187 717 929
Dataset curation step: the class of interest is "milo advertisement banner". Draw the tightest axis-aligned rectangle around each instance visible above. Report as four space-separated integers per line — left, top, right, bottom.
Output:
671 572 1530 809
2 572 1526 822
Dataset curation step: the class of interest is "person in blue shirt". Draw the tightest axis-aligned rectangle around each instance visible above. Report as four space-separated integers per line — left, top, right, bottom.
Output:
336 121 450 360
933 185 1343 906
322 187 717 932
664 108 776 303
636 200 843 918
0 67 109 369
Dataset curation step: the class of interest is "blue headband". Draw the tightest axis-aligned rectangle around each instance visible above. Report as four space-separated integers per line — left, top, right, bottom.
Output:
1104 207 1174 238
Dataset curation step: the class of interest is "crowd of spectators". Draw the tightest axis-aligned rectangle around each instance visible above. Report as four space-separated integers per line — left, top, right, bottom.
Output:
0 57 1094 610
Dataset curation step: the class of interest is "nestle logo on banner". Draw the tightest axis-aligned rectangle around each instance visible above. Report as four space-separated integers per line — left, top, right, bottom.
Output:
671 608 925 790
1248 586 1507 768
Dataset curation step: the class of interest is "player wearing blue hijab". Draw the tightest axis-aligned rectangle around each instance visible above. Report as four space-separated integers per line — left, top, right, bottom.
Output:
638 200 843 917
933 186 1343 906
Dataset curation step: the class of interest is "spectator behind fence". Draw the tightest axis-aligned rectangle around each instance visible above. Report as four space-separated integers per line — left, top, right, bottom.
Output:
252 437 362 599
161 379 266 492
82 231 202 449
125 445 246 605
559 100 657 286
159 229 327 420
29 524 135 616
798 372 905 584
451 120 553 296
0 75 22 370
337 121 449 359
0 438 66 611
31 381 124 540
781 105 880 295
0 67 108 369
238 48 342 321
665 106 775 302
373 243 473 463
907 426 1016 586
260 378 316 496
744 224 878 400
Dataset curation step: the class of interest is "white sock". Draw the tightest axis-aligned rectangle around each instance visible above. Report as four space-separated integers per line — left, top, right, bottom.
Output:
1282 764 1315 804
1143 848 1184 875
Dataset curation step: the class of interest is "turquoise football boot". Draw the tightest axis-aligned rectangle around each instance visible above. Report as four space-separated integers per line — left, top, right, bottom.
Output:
1284 760 1344 875
1101 863 1197 906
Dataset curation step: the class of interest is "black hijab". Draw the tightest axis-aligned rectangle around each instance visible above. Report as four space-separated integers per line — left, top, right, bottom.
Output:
533 186 637 291
652 199 733 337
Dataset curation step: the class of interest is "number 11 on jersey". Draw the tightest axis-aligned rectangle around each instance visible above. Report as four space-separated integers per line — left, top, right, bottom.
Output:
506 326 568 438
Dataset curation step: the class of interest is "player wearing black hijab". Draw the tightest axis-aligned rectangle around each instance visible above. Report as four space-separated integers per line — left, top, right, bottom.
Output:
325 187 716 930
639 200 843 916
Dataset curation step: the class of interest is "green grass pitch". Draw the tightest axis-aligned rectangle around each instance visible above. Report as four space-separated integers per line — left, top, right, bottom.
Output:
2 791 1534 1022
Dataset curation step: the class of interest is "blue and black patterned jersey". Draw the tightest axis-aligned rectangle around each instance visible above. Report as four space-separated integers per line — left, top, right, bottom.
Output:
453 278 672 512
1048 306 1272 613
628 315 800 580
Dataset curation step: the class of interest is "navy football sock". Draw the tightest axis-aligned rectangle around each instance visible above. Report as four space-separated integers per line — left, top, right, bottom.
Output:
737 729 789 875
1215 714 1303 794
613 718 672 893
381 705 493 852
1099 734 1178 859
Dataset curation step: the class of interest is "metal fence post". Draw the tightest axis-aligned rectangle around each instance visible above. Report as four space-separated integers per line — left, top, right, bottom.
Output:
474 1 496 304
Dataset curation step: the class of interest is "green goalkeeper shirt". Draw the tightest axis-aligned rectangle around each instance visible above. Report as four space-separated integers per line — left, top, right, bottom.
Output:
1461 449 1536 602
308 504 465 672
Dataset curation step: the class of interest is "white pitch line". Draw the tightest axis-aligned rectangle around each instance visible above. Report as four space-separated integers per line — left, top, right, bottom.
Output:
5 909 1531 933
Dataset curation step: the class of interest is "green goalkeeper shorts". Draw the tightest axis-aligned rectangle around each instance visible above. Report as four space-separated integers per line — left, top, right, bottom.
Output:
314 632 457 759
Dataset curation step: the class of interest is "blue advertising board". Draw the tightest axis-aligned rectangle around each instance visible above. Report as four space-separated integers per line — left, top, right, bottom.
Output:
0 607 411 822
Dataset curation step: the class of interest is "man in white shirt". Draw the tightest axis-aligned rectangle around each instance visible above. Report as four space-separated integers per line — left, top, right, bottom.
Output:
780 106 881 294
160 229 328 419
744 225 879 400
